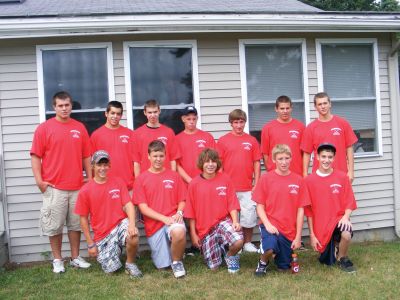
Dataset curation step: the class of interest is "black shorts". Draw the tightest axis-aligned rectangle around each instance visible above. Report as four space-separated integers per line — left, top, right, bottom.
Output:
319 225 353 266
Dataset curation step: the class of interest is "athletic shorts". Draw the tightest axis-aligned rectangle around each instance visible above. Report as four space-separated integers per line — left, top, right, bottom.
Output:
147 223 186 269
319 225 354 266
200 217 243 269
39 186 80 236
237 191 257 228
96 218 129 273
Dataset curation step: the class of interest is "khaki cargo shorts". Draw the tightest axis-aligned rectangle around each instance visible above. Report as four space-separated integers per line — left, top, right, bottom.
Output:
39 186 80 236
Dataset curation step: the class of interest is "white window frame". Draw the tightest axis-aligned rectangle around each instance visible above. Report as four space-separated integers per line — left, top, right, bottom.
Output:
239 38 310 133
123 40 201 130
316 38 382 157
36 42 115 122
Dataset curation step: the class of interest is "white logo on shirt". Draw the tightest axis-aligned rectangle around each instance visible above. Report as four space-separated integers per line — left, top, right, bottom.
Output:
330 184 342 194
158 136 168 145
289 130 300 139
242 142 252 151
216 186 227 196
288 184 299 194
70 130 81 139
331 127 342 136
163 179 174 189
109 189 121 199
196 139 206 148
120 135 130 143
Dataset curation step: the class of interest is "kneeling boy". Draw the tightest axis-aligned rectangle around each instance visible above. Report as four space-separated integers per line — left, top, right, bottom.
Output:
134 140 187 278
252 144 306 276
302 143 357 273
185 149 243 273
75 150 142 278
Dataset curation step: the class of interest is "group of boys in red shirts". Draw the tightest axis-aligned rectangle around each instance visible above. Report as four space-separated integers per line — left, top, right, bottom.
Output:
31 90 358 278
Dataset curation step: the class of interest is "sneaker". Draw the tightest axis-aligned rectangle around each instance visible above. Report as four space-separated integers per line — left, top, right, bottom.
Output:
243 242 259 253
70 256 91 269
171 261 186 278
125 263 143 278
337 256 356 273
185 246 199 257
225 255 240 274
53 259 65 273
254 260 269 277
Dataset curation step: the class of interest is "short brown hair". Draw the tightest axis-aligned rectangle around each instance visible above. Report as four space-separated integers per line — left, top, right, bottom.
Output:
275 95 292 108
314 92 331 105
148 140 165 154
144 99 160 111
197 148 222 172
271 144 292 161
106 101 123 114
52 91 72 106
228 109 247 123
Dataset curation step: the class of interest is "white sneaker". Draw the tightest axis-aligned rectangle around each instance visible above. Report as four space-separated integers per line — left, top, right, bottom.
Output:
243 242 259 253
53 259 65 273
171 261 186 278
70 256 91 269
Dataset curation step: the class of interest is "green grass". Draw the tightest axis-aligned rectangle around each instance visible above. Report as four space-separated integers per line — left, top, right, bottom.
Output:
1 241 399 300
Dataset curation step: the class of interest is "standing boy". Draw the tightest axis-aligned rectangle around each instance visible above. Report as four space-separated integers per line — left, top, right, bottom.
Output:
133 99 180 177
185 149 243 273
176 106 216 184
302 143 357 273
30 91 91 273
261 96 305 175
133 140 187 278
91 101 135 190
75 150 142 278
252 144 306 276
217 109 261 252
301 92 358 182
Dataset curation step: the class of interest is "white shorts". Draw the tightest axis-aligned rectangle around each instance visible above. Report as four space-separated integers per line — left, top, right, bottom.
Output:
236 191 257 228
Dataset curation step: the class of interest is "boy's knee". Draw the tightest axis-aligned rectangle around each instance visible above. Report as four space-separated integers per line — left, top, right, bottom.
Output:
126 235 139 247
231 239 244 249
171 228 186 241
341 231 352 242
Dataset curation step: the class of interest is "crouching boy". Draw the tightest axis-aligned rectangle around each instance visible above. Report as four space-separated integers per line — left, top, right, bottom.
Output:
75 150 142 278
252 144 306 276
185 149 244 273
301 143 357 273
133 140 187 278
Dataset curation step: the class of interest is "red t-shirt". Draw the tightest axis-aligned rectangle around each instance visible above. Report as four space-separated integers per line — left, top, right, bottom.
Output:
252 171 306 241
301 115 357 173
133 169 186 237
176 129 216 178
217 132 262 192
301 170 357 253
30 117 91 190
185 173 240 239
261 119 305 175
133 124 180 173
75 177 131 242
91 125 135 190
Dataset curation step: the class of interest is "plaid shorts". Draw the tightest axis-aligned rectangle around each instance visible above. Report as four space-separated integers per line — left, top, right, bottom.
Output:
96 218 129 273
200 217 243 269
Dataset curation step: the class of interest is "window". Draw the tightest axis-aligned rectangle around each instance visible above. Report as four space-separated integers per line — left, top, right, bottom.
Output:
239 39 309 142
37 43 115 134
124 40 200 133
316 39 381 155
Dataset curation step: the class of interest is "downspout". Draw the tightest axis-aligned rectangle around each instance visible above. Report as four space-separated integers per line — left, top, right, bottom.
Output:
389 32 400 238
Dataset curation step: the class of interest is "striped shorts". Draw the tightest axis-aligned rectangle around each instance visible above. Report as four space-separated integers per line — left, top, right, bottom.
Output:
200 217 243 269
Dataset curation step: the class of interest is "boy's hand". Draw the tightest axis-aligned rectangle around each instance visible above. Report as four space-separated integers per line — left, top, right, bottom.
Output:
190 233 201 249
127 223 139 238
310 234 321 252
163 216 174 226
88 246 98 257
338 216 352 232
232 222 241 232
172 211 184 224
265 223 279 235
291 238 301 250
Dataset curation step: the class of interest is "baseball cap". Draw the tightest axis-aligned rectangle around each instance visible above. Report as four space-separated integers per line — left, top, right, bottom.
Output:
91 150 110 164
317 143 336 154
182 106 198 116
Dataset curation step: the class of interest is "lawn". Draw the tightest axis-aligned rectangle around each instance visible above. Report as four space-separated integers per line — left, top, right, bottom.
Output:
0 241 399 300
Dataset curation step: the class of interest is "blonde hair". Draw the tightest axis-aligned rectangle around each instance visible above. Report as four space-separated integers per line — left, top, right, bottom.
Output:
272 144 292 161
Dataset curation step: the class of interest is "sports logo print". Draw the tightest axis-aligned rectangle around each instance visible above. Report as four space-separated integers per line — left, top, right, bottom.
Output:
119 135 130 143
330 184 342 194
289 130 300 139
163 179 174 189
157 136 168 145
331 127 342 136
70 130 81 139
288 184 300 194
216 186 227 196
109 189 121 199
242 142 252 151
196 139 207 148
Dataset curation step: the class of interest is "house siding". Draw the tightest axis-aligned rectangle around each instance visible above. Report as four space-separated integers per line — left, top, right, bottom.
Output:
0 32 396 262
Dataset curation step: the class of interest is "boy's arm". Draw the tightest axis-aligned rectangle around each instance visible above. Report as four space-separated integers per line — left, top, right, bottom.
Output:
229 209 241 231
134 162 141 178
83 157 92 181
306 216 321 252
338 208 353 232
123 202 139 238
252 160 261 191
291 207 304 249
170 160 177 172
262 154 268 167
177 164 192 184
256 204 279 235
346 146 355 183
189 219 201 248
303 152 311 177
80 215 98 257
31 154 54 193
172 201 186 223
138 203 174 225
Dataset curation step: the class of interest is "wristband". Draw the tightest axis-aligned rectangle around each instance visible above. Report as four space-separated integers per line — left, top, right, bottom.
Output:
88 243 97 249
177 210 184 217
